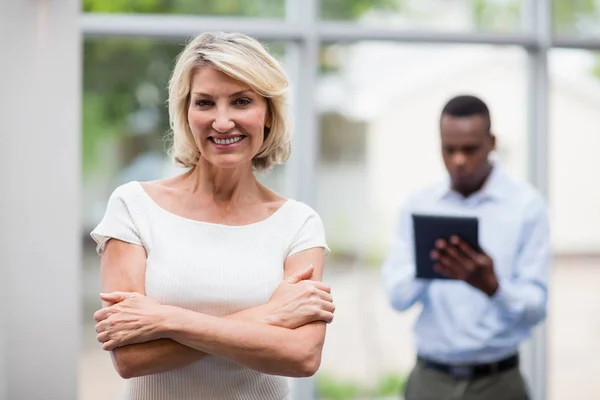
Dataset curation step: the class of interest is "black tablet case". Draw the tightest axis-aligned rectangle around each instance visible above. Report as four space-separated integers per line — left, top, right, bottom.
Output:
412 214 479 280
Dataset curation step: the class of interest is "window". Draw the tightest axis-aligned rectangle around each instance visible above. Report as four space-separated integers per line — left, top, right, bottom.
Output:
320 0 526 34
82 0 286 18
315 42 528 397
547 48 600 400
553 0 600 37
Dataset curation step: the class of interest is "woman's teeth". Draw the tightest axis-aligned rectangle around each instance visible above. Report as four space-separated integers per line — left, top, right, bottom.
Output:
213 136 243 145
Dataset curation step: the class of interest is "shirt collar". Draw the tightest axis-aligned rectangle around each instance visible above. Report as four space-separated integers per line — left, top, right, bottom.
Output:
438 162 507 202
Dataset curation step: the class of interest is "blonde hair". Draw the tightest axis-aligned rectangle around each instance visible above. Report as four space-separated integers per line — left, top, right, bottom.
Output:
167 31 291 172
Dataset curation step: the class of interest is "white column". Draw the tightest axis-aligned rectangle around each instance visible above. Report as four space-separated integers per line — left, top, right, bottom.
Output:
0 303 3 400
285 1 320 399
0 1 81 399
521 1 551 400
284 0 320 206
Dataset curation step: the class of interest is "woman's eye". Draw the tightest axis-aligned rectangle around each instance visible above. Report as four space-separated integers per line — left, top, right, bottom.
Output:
234 98 251 106
195 100 213 107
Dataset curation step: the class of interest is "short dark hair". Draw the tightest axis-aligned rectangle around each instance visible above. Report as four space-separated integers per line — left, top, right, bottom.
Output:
441 95 491 133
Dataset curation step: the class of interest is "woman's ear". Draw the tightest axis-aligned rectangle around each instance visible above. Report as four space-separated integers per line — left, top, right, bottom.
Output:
264 99 273 129
263 105 272 139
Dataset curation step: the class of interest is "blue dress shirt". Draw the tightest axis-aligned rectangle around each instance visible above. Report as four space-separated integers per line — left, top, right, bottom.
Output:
382 164 551 365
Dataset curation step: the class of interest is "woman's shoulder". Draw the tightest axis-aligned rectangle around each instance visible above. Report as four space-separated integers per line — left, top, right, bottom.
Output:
281 198 317 215
272 197 323 229
107 180 145 203
137 178 176 203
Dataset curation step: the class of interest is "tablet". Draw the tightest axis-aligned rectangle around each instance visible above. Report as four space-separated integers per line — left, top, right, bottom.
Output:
411 214 480 280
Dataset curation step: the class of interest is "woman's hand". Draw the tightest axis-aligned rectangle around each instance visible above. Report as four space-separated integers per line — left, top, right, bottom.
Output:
265 265 335 329
94 292 167 351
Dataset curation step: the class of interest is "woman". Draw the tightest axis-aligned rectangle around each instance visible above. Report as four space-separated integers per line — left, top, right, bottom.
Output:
91 31 334 400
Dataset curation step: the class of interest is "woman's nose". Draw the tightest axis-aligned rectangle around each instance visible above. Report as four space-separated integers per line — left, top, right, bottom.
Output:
212 108 235 133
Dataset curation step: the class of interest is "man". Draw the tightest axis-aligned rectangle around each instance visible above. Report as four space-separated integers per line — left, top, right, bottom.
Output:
382 95 551 400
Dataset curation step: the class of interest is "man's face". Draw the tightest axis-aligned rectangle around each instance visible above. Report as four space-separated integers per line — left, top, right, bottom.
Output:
440 114 495 194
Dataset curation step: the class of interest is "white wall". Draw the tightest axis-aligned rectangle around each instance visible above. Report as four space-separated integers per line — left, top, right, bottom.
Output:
0 1 81 398
316 163 369 252
367 48 529 249
360 47 600 254
549 81 600 253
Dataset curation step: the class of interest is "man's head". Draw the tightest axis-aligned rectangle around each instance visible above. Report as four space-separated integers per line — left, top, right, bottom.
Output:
440 95 495 196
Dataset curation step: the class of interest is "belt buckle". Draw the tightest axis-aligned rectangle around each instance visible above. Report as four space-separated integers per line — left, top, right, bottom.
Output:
450 365 472 379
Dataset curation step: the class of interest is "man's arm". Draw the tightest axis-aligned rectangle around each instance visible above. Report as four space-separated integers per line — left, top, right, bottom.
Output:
489 199 551 324
459 198 552 343
381 200 429 311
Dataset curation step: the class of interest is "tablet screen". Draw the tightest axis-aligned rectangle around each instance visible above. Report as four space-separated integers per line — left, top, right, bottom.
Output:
411 214 479 280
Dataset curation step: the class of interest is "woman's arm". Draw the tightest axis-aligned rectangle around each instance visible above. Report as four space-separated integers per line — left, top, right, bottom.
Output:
99 238 208 379
161 247 328 378
98 239 332 379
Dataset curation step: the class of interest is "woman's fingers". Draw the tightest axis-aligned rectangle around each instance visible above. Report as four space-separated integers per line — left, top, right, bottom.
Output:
102 340 117 351
318 310 335 324
96 331 109 343
100 291 140 303
320 299 336 313
317 289 334 304
313 281 331 293
286 264 314 284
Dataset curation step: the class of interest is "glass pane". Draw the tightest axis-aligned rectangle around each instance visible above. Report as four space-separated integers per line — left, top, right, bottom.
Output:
82 0 285 18
316 42 528 399
320 0 527 33
553 0 600 37
548 49 600 400
81 38 288 400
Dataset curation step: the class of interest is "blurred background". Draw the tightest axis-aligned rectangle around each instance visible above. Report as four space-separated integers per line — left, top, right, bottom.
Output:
2 0 600 399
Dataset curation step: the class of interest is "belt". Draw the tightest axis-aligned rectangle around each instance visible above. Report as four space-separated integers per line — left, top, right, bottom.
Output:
418 354 519 380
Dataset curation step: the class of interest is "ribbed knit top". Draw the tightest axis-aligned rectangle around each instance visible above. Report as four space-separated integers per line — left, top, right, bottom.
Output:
90 181 329 400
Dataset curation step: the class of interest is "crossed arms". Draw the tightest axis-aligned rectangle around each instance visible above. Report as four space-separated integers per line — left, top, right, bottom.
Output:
94 238 334 379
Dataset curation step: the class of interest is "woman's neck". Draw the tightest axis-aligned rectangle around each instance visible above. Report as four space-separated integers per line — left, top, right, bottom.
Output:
184 160 260 204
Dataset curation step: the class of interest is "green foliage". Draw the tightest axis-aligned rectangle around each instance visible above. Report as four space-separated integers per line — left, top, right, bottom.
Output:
320 0 400 20
81 0 600 178
317 374 361 400
470 0 600 35
82 0 285 17
371 373 407 397
471 0 521 32
317 372 406 400
82 38 182 175
553 0 598 35
81 0 403 178
82 92 121 172
593 55 600 80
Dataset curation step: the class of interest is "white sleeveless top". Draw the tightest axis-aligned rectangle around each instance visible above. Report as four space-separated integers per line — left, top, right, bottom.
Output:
90 181 329 400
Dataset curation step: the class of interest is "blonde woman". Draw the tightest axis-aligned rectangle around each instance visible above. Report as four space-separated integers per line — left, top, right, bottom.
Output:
91 32 334 400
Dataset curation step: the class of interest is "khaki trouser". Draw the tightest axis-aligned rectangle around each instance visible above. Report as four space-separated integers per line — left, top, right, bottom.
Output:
404 360 530 400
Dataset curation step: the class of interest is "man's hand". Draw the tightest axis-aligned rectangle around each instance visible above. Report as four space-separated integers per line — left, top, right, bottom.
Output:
430 235 499 296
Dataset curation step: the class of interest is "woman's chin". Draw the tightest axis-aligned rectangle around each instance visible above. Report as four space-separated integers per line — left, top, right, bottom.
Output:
204 154 253 170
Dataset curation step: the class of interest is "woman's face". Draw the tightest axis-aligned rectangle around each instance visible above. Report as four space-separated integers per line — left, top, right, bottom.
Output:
187 66 270 170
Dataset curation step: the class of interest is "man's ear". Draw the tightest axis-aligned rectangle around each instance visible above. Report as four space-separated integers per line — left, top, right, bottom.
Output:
489 132 496 152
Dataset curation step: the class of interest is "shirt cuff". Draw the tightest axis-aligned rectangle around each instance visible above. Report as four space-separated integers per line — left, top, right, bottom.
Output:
490 282 524 321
